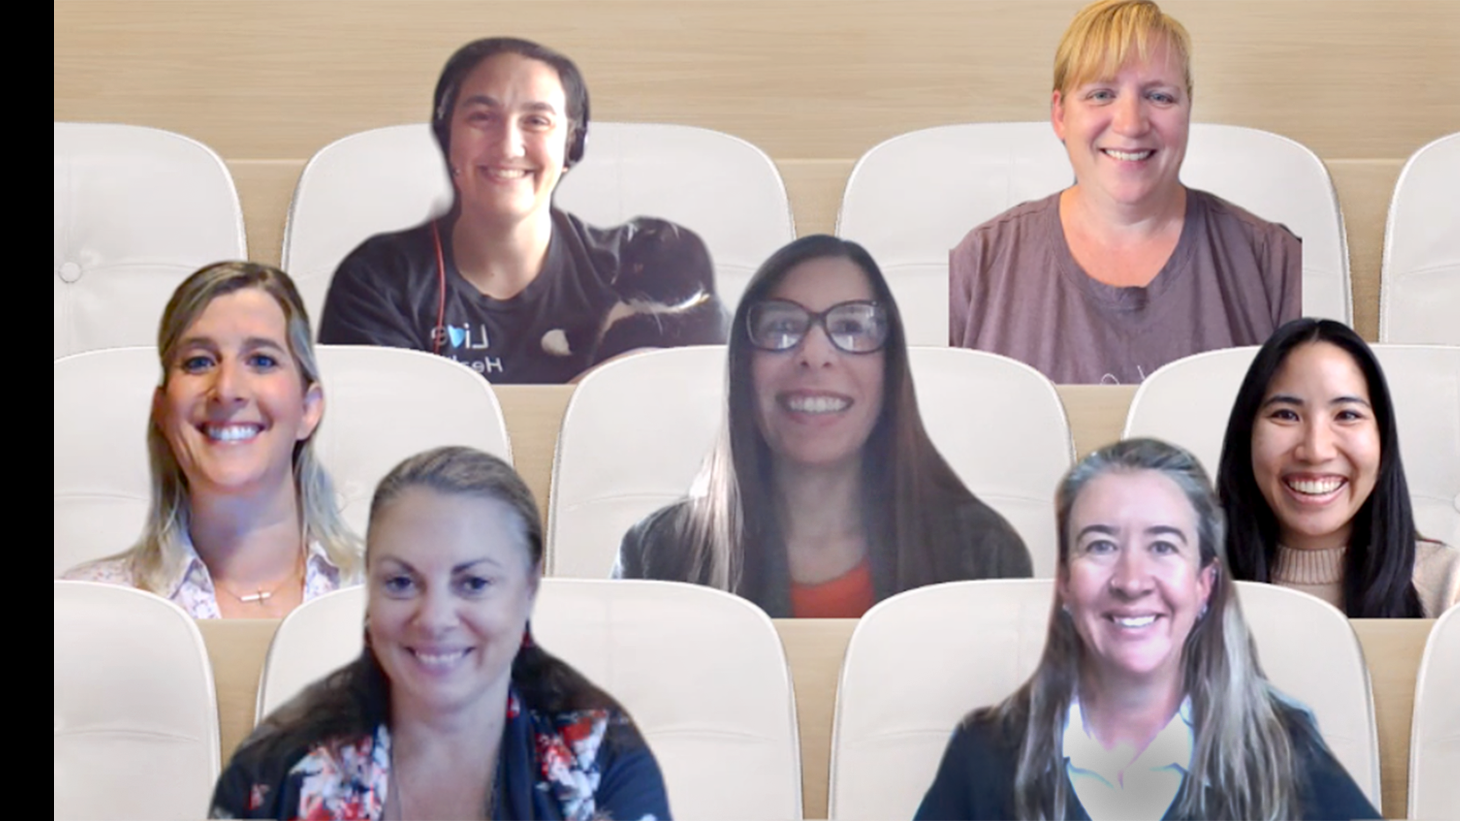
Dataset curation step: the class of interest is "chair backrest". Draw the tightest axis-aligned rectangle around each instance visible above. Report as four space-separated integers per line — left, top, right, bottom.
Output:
906 348 1073 576
1380 131 1460 343
827 579 1379 819
282 123 793 320
547 346 1074 580
54 580 221 820
53 345 511 575
1124 344 1460 549
258 579 803 820
548 346 727 578
54 123 247 358
1410 604 1460 819
836 123 1349 345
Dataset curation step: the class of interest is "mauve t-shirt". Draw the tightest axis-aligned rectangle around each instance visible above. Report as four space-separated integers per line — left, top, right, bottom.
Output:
949 188 1301 384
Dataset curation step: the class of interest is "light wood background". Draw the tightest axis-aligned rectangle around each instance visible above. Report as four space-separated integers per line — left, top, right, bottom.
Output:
54 0 1460 342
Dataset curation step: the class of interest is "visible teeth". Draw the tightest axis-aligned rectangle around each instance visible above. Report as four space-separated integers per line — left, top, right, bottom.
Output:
413 649 468 667
488 168 530 179
786 395 850 414
1114 615 1157 627
1287 477 1344 495
1104 149 1154 161
205 424 260 442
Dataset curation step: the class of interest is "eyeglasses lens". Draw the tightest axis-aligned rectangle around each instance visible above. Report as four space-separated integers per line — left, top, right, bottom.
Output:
748 302 887 353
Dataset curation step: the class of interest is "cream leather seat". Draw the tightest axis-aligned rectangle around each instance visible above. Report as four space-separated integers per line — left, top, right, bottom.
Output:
837 123 1349 344
1380 132 1460 344
1410 603 1460 819
53 346 511 575
54 580 221 820
905 347 1072 576
282 123 793 320
827 579 1380 819
547 346 726 578
257 579 803 820
54 123 246 358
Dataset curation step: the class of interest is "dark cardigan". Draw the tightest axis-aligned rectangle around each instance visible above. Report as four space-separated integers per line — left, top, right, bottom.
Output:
914 704 1381 820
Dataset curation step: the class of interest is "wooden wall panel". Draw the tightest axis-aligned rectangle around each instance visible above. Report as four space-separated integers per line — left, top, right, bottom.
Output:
55 1 1459 161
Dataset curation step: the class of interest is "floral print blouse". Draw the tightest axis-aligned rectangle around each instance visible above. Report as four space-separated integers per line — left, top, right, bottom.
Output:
211 690 669 820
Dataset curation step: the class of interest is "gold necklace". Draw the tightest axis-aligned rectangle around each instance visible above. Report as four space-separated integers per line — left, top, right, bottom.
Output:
215 549 305 605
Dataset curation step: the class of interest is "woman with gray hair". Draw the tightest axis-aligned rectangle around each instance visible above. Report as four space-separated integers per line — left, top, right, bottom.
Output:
915 439 1377 819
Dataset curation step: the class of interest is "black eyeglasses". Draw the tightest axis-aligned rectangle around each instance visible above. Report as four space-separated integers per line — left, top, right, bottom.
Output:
746 299 890 354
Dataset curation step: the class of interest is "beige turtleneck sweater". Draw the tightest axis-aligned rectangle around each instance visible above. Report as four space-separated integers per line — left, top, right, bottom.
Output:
1271 540 1460 618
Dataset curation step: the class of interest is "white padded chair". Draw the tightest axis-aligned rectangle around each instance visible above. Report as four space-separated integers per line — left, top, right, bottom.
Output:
547 346 1074 580
827 579 1379 820
907 348 1073 576
1124 344 1460 549
1380 132 1460 343
54 123 246 358
54 580 221 820
1410 603 1460 819
836 123 1349 345
53 345 511 575
257 580 803 820
548 346 727 578
282 123 793 320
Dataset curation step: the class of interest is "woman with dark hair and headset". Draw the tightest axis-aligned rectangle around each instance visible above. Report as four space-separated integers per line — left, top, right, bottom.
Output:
615 235 1031 617
320 38 727 383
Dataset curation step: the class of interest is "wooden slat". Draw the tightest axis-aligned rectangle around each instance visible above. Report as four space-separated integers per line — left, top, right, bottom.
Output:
54 1 1460 161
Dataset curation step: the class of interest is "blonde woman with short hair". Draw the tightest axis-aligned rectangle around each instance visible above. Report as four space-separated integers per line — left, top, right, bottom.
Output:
949 0 1301 385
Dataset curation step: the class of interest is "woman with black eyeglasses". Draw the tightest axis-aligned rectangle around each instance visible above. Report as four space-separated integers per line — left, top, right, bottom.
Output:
613 235 1032 617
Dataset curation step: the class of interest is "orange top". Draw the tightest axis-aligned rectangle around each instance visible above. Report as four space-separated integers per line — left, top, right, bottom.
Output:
789 559 876 618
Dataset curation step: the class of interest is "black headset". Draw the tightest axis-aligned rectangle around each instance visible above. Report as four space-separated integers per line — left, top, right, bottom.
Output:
430 38 589 168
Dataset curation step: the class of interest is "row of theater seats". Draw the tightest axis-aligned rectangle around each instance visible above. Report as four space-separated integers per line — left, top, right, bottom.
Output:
54 577 1460 820
54 343 1460 580
53 122 1460 358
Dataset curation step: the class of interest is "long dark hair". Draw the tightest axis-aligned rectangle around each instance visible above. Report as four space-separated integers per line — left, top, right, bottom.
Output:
992 439 1304 819
1216 318 1422 618
677 234 1003 599
431 37 590 169
248 447 632 758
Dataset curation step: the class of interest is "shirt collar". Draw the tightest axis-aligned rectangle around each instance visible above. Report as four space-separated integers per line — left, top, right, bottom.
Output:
1063 694 1195 782
163 532 342 619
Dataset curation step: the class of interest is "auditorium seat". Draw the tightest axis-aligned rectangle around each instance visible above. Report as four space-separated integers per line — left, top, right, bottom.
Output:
546 346 1073 579
904 348 1072 576
1123 344 1460 549
281 123 794 320
827 579 1380 819
836 123 1350 345
54 123 247 358
1410 603 1460 819
257 579 804 820
547 346 726 578
53 346 511 575
55 580 221 820
1380 131 1460 344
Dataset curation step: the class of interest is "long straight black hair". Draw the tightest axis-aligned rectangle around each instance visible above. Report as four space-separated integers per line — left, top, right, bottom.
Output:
1216 318 1422 618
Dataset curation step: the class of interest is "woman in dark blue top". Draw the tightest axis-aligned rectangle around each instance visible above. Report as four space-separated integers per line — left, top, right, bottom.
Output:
916 439 1378 820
